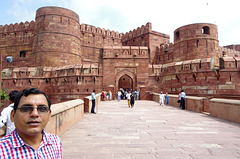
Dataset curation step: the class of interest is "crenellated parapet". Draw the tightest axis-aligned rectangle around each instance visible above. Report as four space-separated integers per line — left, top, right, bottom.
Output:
150 58 218 76
2 64 100 80
159 43 174 54
103 46 148 58
0 21 35 33
122 22 152 42
80 24 123 39
219 46 240 57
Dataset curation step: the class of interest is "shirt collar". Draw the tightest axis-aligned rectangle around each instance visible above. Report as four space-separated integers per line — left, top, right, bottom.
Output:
12 129 52 149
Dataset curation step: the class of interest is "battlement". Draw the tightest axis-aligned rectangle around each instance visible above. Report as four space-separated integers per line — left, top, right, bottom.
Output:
150 58 218 75
80 24 123 39
220 46 240 57
103 46 148 58
122 22 152 42
2 64 99 79
159 43 174 54
0 21 35 33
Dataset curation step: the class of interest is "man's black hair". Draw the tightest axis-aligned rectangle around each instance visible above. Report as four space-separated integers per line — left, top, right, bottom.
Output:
9 90 19 102
14 88 51 111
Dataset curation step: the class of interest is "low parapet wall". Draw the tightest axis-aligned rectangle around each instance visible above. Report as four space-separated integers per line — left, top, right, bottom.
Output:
84 93 101 113
151 92 240 123
151 92 208 112
210 98 240 123
0 99 84 137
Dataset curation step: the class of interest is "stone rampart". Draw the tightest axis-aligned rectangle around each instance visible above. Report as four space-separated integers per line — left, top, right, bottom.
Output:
220 46 240 57
0 99 84 137
1 64 102 104
0 21 35 33
80 24 122 39
148 57 240 98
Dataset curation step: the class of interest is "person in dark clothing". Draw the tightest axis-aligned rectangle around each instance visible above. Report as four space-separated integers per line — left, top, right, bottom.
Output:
130 93 135 108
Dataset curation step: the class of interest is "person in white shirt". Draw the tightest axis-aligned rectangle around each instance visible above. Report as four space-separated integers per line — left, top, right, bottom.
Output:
117 91 121 101
159 91 164 106
126 91 131 107
0 90 19 135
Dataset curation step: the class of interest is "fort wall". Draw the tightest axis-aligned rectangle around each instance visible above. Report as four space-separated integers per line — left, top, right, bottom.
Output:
122 23 170 64
2 64 102 104
0 21 35 68
79 24 123 62
149 57 240 99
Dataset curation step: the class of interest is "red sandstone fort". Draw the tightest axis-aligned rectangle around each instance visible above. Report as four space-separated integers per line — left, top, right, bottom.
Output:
1 6 240 104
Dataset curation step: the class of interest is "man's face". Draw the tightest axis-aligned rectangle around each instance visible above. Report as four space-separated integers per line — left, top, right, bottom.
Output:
11 94 51 138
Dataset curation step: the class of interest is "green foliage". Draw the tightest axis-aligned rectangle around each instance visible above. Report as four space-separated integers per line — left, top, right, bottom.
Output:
1 72 8 101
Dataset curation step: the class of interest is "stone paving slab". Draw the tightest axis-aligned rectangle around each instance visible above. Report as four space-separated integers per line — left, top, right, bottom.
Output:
60 100 240 159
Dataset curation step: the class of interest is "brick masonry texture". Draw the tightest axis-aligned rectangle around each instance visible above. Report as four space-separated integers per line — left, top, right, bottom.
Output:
1 6 240 107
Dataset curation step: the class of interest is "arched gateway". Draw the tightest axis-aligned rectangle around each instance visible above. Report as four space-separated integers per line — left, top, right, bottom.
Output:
115 69 136 93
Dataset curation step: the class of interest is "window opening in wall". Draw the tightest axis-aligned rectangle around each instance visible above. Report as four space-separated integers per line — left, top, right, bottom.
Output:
193 74 196 82
176 75 180 83
87 89 88 92
230 75 231 81
197 40 199 48
6 56 12 63
148 48 151 63
205 76 207 81
20 50 27 57
202 26 210 35
175 31 180 39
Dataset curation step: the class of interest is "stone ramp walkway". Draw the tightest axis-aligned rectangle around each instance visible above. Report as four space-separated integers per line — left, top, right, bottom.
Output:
60 100 240 159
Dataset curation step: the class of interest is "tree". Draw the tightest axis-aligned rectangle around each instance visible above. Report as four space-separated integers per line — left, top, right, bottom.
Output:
0 72 8 106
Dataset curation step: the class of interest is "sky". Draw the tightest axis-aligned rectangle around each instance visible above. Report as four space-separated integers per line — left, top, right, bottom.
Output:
0 0 239 46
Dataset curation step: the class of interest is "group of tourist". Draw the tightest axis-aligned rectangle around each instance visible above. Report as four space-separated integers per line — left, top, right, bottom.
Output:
178 90 186 109
159 92 170 106
159 90 186 109
101 90 112 101
117 89 140 101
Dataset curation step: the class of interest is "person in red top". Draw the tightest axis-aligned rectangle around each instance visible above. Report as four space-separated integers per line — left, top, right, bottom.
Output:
0 88 62 159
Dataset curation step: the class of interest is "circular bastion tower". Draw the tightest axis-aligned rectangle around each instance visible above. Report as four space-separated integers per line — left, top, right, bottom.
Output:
33 6 81 67
173 23 220 66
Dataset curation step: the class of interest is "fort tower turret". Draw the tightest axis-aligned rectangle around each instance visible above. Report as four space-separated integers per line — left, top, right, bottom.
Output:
173 23 220 67
33 6 81 67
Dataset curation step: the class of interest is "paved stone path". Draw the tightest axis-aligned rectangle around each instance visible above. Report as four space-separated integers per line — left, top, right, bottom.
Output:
61 100 240 159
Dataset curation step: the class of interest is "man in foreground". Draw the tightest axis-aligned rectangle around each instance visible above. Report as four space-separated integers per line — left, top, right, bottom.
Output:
0 88 62 158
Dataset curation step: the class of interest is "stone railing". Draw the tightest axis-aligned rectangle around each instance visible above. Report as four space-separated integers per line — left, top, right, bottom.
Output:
84 93 102 113
0 99 84 137
210 98 240 123
151 92 208 112
150 92 240 123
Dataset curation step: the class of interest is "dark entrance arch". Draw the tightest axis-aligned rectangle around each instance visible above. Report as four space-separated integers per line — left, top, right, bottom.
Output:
118 74 133 91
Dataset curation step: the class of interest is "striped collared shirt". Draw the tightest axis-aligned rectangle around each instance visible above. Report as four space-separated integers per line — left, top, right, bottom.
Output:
0 129 62 159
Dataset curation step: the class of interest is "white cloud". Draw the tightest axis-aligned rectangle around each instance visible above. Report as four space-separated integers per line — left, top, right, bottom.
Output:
1 0 239 46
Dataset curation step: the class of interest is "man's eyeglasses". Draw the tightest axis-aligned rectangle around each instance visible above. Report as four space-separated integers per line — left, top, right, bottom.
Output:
17 105 49 114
